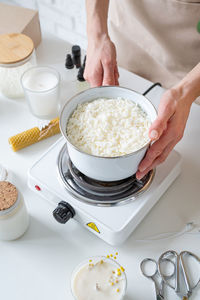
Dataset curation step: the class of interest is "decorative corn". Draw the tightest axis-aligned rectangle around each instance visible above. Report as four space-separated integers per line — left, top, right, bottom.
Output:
8 118 60 152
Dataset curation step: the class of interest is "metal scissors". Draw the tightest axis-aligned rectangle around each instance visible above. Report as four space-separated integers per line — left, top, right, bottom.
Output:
140 257 175 299
158 250 200 299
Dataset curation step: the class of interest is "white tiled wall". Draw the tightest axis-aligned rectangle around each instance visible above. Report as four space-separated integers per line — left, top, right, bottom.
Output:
2 0 87 49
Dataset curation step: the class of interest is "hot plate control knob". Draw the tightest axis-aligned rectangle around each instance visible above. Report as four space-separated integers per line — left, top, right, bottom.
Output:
53 201 75 224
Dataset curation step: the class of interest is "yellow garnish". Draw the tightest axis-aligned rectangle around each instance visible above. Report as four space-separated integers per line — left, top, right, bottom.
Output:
89 263 94 267
115 252 118 255
117 268 120 272
100 260 104 264
114 256 117 259
117 271 121 276
116 288 120 292
110 254 113 257
120 266 125 272
107 255 110 258
89 259 92 262
111 282 114 286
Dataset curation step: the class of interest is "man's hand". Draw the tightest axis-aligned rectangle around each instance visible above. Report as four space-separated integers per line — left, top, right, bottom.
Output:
84 35 119 87
136 88 193 179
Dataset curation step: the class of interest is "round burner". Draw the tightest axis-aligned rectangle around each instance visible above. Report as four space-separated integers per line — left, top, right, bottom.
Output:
57 144 155 206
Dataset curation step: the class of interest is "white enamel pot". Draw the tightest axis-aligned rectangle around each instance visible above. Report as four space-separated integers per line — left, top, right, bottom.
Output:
60 86 157 182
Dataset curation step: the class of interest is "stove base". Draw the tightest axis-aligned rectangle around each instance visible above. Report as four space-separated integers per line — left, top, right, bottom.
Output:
28 138 181 245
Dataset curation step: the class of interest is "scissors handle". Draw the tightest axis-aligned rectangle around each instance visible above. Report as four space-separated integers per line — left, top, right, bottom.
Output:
140 258 158 278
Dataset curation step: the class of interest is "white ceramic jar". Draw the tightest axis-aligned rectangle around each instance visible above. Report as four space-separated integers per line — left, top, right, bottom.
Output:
0 181 29 241
0 33 36 99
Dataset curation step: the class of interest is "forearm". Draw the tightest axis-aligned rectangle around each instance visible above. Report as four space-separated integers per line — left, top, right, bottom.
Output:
86 0 109 40
174 62 200 105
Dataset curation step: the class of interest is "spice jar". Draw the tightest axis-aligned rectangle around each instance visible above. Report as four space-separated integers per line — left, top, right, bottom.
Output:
0 181 29 241
0 33 36 99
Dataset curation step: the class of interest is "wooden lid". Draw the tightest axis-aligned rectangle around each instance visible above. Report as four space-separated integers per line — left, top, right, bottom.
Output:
0 33 34 64
0 181 18 211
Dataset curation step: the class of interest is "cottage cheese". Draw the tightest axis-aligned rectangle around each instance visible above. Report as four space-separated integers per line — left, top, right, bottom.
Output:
66 98 151 157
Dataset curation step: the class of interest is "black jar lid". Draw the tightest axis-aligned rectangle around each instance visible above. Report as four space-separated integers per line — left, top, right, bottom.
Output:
72 45 81 57
65 54 74 69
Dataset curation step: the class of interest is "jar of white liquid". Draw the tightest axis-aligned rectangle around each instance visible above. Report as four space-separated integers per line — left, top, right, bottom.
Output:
0 33 36 99
71 256 127 300
21 66 60 119
0 181 29 241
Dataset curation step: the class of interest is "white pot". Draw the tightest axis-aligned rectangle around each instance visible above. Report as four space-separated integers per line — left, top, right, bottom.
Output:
60 86 157 182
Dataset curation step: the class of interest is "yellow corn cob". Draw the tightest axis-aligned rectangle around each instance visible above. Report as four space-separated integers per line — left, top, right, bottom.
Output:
8 117 60 152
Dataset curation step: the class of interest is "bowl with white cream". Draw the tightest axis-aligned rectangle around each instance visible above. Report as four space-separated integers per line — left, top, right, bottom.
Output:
71 256 127 300
60 86 157 181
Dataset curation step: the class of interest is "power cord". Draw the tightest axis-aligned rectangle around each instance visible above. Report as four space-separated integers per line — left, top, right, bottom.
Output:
142 82 162 96
135 222 199 242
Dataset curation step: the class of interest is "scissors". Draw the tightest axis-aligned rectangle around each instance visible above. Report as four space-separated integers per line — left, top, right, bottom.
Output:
140 257 175 299
158 250 200 299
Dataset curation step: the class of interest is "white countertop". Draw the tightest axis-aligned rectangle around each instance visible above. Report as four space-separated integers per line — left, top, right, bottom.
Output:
1 33 200 300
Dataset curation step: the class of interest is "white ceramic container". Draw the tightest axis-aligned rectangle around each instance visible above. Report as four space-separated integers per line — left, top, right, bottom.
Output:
60 86 157 181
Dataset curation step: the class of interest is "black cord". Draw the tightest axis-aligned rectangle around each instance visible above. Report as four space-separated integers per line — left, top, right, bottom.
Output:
142 82 162 96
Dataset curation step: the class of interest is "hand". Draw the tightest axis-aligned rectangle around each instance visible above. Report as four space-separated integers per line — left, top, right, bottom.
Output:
84 35 119 87
136 88 193 180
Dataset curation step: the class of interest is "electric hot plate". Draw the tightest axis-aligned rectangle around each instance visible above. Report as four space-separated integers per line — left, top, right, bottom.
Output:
28 137 181 245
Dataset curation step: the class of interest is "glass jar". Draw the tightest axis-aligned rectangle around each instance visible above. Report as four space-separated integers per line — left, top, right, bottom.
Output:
21 66 60 119
0 33 36 99
0 181 29 241
0 164 13 182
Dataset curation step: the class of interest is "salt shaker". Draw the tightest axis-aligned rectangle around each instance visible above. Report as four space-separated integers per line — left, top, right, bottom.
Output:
0 181 29 241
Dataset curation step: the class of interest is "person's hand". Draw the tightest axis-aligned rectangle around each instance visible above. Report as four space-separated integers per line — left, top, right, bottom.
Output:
136 88 193 179
84 35 119 87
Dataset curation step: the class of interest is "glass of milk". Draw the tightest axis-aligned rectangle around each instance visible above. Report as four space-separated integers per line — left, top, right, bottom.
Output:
21 66 60 119
71 256 127 300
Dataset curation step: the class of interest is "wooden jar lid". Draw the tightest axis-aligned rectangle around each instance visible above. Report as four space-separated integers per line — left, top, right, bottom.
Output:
0 181 18 211
0 33 34 64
